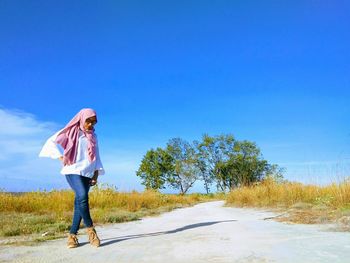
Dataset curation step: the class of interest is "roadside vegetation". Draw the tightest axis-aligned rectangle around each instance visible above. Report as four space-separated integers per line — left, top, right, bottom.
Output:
137 134 283 194
1 133 279 245
3 132 348 245
138 133 350 229
226 178 350 228
0 186 222 245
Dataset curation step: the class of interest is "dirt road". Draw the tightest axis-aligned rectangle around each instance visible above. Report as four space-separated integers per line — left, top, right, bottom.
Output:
1 201 349 263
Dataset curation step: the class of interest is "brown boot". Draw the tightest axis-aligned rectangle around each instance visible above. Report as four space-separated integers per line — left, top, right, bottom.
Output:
67 234 79 248
87 227 100 247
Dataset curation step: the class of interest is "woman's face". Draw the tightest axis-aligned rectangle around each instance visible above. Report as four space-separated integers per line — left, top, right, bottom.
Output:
84 116 97 131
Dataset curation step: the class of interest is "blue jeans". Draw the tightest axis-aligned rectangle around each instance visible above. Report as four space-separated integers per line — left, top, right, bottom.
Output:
65 174 93 234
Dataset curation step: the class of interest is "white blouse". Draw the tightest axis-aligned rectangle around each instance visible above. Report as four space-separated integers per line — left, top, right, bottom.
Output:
39 130 105 178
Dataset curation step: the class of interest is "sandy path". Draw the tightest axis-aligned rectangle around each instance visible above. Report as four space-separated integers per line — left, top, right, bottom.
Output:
1 201 349 263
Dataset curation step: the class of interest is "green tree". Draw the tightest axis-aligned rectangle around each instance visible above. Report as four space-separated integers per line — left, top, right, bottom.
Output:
197 135 284 191
136 148 174 190
193 140 213 194
136 134 284 193
166 138 200 194
217 140 282 189
196 134 236 191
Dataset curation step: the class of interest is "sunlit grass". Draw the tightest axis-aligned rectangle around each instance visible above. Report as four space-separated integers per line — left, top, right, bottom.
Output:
226 178 350 225
0 185 222 244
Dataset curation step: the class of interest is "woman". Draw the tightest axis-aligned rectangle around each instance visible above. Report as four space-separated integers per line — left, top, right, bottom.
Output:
39 108 105 248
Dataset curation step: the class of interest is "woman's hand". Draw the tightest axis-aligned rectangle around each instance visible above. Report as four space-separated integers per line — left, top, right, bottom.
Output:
90 179 97 186
90 171 99 186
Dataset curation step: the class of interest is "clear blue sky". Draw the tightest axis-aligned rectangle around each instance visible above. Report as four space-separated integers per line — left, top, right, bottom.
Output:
1 1 349 192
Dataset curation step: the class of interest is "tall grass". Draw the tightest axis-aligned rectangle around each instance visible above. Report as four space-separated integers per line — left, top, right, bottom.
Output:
0 186 221 242
226 179 350 208
226 179 350 225
0 187 204 214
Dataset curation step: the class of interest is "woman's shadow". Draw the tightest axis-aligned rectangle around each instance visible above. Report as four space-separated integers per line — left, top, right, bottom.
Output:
98 220 237 247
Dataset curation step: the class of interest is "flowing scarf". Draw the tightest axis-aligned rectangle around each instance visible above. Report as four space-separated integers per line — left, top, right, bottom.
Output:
55 108 97 166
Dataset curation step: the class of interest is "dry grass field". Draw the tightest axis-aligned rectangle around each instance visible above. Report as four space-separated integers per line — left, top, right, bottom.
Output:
0 185 222 244
2 179 350 245
226 179 350 227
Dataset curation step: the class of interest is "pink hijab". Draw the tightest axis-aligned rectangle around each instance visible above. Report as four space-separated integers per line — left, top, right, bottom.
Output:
55 108 97 166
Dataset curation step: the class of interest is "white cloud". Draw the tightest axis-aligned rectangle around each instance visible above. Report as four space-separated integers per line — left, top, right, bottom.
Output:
0 108 145 192
0 108 59 161
0 108 63 191
0 108 57 136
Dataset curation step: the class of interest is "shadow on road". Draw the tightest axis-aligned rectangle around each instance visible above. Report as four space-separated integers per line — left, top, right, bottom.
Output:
100 220 237 247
